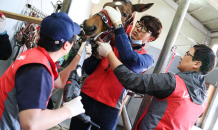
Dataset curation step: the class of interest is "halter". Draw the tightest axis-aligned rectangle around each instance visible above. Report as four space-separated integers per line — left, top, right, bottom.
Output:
96 10 113 32
93 9 134 42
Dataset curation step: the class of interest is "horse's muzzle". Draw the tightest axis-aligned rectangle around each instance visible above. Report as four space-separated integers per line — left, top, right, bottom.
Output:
83 20 97 36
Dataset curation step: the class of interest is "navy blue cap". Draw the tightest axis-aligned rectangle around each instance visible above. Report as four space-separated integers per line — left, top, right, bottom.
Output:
40 12 81 44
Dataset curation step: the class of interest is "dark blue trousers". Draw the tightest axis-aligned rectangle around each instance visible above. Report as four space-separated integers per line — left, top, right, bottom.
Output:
69 92 120 130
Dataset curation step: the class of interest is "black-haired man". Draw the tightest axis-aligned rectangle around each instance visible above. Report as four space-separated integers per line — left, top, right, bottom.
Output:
97 41 216 130
0 12 91 130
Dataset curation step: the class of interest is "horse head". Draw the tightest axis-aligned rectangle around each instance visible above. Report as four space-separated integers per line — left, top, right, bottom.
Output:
82 0 153 39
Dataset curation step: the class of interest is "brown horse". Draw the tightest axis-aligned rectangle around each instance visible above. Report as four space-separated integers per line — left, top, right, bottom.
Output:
83 0 154 40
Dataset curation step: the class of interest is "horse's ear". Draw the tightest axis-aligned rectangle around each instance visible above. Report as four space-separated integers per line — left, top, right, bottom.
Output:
132 3 153 12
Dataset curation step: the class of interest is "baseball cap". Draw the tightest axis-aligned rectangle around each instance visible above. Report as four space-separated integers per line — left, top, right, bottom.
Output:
40 12 81 44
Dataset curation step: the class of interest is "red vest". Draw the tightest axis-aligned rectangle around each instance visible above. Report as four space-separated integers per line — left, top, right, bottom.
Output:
135 75 207 130
81 45 147 109
0 46 58 121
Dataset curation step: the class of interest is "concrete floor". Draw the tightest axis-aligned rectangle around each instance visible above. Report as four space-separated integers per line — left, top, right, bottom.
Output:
48 119 70 130
49 125 68 130
49 100 125 130
48 119 124 130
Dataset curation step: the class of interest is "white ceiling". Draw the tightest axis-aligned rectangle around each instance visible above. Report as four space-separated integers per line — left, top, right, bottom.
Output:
174 0 218 33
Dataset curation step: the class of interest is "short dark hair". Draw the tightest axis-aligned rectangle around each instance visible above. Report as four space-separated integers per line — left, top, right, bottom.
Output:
140 15 162 41
37 33 76 52
193 44 216 75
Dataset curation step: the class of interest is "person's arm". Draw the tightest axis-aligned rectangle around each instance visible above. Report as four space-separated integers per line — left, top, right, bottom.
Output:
113 64 175 98
0 32 12 60
19 107 71 130
54 54 80 89
54 42 92 89
104 51 175 99
19 96 83 130
107 51 122 71
15 64 84 130
114 27 153 73
84 55 101 75
0 12 12 60
104 6 153 73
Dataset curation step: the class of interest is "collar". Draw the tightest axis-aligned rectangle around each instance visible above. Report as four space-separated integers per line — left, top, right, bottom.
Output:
131 40 145 50
176 71 202 75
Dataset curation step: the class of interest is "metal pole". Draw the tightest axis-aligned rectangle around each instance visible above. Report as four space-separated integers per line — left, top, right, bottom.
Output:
54 89 64 109
60 0 73 13
121 105 132 130
51 88 60 96
132 0 191 129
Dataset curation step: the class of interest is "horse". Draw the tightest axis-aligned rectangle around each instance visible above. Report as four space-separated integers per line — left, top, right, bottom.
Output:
83 0 153 41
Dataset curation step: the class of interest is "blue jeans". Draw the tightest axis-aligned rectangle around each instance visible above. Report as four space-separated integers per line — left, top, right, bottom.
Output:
69 92 120 130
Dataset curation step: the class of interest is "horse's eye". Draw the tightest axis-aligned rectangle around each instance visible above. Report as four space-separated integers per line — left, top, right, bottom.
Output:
121 13 128 18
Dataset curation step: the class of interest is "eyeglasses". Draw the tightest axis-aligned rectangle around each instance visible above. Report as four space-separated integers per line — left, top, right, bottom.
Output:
135 21 152 34
185 51 198 60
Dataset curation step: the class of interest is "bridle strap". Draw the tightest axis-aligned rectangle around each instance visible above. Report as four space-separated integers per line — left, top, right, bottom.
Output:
123 15 133 27
101 10 113 27
96 11 112 31
94 9 134 42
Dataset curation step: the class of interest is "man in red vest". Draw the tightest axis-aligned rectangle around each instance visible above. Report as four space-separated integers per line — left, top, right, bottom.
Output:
0 12 92 130
97 34 216 129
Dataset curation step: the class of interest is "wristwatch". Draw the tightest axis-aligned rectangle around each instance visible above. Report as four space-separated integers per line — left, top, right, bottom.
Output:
115 24 123 29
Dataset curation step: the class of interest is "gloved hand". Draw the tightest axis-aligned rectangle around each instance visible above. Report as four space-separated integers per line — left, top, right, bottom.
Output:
96 41 112 57
62 96 85 118
78 42 92 59
104 6 121 24
0 12 6 34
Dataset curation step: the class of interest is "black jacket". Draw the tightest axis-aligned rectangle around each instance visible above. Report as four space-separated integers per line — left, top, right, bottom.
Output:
0 33 12 60
114 65 207 105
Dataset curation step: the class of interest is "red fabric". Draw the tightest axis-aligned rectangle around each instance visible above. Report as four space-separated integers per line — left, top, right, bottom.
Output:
125 15 135 36
0 47 57 121
82 46 147 108
66 81 72 84
135 75 207 130
36 26 40 30
101 10 113 28
165 50 176 73
134 47 147 55
134 104 151 130
0 12 3 18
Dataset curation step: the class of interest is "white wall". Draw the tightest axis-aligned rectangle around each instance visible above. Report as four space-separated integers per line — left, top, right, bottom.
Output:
211 37 218 45
68 0 94 24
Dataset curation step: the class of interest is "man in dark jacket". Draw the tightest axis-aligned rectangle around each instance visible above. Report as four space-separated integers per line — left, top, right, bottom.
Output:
97 39 216 130
0 12 12 60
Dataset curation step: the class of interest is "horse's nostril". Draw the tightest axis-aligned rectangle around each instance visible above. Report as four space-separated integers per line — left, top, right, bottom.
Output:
84 26 97 35
88 26 96 32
